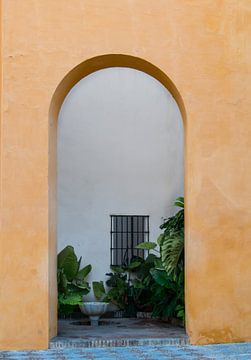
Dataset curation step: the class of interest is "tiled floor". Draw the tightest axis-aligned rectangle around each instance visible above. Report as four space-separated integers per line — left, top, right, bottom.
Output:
1 320 250 359
50 318 188 348
1 343 251 359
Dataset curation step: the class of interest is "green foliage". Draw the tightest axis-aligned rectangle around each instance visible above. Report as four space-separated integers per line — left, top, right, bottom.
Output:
57 246 92 316
132 196 185 322
58 245 80 281
104 251 184 320
150 268 184 320
151 197 185 321
161 231 184 276
159 197 184 276
176 304 185 320
136 242 158 250
76 264 92 279
93 281 106 300
174 196 184 208
58 197 185 322
105 271 130 311
103 256 155 316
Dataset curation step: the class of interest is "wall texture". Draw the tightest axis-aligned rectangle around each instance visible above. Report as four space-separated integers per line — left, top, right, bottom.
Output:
0 0 250 349
57 67 183 293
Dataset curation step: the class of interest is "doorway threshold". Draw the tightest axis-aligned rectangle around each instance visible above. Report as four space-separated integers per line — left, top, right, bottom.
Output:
50 318 189 349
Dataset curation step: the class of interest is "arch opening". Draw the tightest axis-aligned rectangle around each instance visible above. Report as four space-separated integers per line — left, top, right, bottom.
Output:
48 54 187 339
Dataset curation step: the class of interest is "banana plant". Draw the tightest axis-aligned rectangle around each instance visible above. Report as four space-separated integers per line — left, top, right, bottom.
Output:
57 245 92 316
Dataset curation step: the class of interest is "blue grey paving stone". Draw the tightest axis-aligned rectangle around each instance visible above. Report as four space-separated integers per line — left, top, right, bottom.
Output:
50 318 188 348
1 343 251 360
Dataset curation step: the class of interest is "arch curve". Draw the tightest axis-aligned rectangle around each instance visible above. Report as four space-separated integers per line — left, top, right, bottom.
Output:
49 54 187 124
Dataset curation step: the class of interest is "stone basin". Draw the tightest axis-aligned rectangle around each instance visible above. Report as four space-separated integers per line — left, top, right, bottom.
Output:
79 302 109 326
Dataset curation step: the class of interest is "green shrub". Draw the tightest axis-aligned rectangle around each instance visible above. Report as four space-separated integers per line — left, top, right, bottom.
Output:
58 197 185 322
136 196 185 321
57 245 92 316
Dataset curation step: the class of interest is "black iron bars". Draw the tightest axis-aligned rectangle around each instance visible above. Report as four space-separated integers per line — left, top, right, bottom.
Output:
110 215 149 266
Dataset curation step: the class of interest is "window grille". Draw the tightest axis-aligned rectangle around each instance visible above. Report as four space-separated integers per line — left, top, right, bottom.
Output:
110 215 150 266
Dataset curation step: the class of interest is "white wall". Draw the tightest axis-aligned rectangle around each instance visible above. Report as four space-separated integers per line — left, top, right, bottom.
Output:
57 67 183 299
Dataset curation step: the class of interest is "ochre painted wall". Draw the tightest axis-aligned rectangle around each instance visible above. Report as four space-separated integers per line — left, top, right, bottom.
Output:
0 0 250 349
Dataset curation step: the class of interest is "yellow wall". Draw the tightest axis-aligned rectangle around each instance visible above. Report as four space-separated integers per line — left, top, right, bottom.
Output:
0 0 251 349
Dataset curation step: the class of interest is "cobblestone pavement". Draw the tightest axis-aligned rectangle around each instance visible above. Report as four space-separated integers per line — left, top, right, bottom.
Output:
1 343 251 359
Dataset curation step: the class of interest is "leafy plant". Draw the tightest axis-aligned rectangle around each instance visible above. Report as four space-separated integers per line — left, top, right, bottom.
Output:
149 268 184 319
57 246 92 316
159 196 184 276
91 256 156 316
106 266 136 315
77 197 185 322
92 280 107 301
136 196 185 321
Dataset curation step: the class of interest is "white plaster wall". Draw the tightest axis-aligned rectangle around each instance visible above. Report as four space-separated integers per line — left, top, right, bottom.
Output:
57 67 183 299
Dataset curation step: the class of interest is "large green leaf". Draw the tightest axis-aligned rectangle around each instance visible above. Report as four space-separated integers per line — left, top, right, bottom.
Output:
161 231 184 275
145 253 158 263
58 292 83 306
72 278 90 290
57 246 79 281
110 265 124 274
93 281 106 300
174 197 184 208
150 268 169 286
162 297 178 317
57 246 92 317
157 234 164 246
175 304 185 321
136 242 157 250
76 264 92 279
59 270 68 293
106 272 127 287
132 279 145 289
153 257 164 270
127 260 142 271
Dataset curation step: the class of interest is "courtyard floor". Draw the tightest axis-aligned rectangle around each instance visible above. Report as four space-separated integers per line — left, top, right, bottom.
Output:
1 319 251 359
1 343 251 359
50 318 188 348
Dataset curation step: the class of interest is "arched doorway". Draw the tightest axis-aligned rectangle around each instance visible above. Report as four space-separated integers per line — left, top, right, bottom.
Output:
49 54 187 338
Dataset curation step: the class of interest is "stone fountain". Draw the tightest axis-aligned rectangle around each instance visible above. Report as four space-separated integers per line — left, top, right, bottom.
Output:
79 302 109 326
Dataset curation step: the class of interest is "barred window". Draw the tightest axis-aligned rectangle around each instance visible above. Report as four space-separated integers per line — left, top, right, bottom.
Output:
110 215 149 266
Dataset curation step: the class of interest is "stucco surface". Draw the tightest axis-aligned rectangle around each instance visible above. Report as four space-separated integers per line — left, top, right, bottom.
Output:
0 0 251 350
